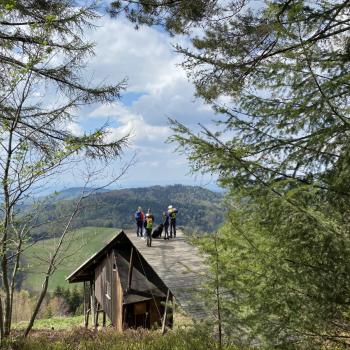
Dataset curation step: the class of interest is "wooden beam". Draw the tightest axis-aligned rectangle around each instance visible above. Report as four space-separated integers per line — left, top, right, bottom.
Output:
127 247 134 291
103 311 106 327
90 280 96 329
86 308 91 328
162 289 170 335
95 303 100 328
83 282 88 328
123 305 127 330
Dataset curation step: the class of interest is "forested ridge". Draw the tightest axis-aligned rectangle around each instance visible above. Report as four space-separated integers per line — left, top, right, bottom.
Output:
32 185 224 241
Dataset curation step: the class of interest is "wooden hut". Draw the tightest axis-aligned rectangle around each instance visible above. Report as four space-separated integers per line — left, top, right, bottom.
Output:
67 229 207 331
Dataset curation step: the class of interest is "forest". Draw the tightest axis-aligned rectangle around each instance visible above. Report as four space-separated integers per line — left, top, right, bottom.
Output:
30 185 224 240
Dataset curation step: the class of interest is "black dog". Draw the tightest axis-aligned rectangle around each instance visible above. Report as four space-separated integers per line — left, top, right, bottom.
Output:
152 224 164 238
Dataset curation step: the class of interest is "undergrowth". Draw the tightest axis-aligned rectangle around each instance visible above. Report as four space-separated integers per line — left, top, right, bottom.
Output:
13 315 85 331
4 327 246 350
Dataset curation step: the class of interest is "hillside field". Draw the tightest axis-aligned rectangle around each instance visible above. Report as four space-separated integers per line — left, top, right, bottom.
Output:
21 227 117 292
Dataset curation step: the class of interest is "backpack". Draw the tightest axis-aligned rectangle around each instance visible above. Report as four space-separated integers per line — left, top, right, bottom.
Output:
170 208 177 220
146 217 153 230
135 211 142 222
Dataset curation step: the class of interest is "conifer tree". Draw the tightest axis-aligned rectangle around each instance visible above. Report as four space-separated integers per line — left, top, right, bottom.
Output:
114 1 350 347
0 0 128 339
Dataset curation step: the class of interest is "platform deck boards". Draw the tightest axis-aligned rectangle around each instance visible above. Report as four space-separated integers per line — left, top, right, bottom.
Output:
125 229 208 319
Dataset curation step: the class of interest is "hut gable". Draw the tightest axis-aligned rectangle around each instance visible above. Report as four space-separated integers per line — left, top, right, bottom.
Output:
67 229 208 329
67 231 171 330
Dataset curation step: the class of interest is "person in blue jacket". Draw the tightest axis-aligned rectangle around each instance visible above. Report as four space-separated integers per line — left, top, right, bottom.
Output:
134 207 144 237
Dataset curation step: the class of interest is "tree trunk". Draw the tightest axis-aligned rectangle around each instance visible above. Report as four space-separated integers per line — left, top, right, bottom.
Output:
214 233 222 350
24 276 49 337
0 296 4 341
24 195 83 337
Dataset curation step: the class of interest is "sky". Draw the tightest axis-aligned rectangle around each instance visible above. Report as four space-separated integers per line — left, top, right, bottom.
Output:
55 13 220 192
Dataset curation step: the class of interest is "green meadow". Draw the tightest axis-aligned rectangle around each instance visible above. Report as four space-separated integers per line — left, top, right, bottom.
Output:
21 227 118 292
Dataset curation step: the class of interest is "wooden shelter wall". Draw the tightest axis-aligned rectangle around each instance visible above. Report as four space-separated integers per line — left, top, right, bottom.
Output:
113 256 123 331
94 252 123 329
94 260 105 307
104 254 112 320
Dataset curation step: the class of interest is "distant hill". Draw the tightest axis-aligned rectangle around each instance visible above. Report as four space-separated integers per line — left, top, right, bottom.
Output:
31 185 224 241
42 187 111 202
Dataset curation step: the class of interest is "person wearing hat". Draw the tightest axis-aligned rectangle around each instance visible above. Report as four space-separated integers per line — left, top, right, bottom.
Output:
144 208 154 247
168 205 178 238
134 206 144 237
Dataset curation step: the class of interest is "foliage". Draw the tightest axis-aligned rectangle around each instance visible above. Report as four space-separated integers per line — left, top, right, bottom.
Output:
53 286 83 316
197 186 350 348
0 0 129 338
10 286 83 325
109 0 218 34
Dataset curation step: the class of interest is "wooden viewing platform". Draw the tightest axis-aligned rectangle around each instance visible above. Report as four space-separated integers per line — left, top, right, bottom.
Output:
124 229 209 320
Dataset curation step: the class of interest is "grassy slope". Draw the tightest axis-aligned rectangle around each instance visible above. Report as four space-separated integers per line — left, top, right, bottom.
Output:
21 227 118 292
13 315 86 331
13 311 193 331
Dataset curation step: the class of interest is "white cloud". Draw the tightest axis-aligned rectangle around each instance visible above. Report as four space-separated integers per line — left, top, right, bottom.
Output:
62 15 218 189
84 17 215 126
87 17 183 93
66 121 83 136
90 102 171 148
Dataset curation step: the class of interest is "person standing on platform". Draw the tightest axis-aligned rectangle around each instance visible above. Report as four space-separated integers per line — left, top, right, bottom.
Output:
168 205 178 238
134 206 144 237
144 209 154 247
162 211 170 240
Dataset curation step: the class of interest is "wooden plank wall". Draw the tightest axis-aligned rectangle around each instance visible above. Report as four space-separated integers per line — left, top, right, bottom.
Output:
94 260 104 307
112 252 123 331
94 252 124 329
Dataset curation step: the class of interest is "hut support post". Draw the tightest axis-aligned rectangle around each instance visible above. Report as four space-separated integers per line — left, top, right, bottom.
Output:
103 311 106 327
86 309 91 328
95 305 99 328
83 282 88 328
90 280 96 329
127 247 134 291
162 289 170 335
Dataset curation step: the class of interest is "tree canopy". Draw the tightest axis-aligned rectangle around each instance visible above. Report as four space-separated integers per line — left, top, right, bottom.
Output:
0 0 129 339
113 1 350 348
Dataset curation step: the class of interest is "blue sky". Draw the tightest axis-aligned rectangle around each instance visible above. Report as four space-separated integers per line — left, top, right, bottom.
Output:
54 14 220 192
